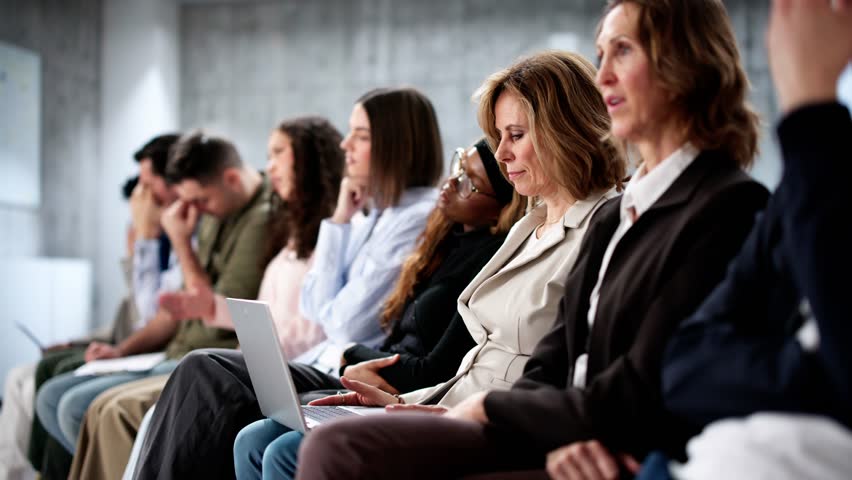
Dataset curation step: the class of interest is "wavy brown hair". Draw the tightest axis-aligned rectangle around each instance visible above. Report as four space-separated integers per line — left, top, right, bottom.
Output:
262 117 344 265
599 0 759 168
475 51 626 202
379 178 524 332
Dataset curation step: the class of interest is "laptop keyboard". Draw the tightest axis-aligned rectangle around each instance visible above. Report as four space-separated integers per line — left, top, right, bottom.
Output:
302 406 358 423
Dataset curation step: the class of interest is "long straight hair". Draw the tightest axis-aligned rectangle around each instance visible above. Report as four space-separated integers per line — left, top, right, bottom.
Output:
357 87 444 208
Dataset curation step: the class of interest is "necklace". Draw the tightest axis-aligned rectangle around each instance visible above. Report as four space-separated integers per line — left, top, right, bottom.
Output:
536 216 562 238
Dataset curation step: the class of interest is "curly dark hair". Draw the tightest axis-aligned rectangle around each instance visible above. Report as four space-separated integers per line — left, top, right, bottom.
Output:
262 117 344 264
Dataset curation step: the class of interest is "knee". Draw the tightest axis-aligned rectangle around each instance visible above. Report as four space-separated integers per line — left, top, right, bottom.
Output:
176 349 211 371
174 349 226 379
233 423 264 464
56 389 85 423
54 389 90 450
35 376 65 420
99 395 125 425
56 392 84 436
263 432 304 477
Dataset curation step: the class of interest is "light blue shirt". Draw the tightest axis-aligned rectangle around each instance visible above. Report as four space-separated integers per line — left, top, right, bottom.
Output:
297 187 437 374
132 238 183 330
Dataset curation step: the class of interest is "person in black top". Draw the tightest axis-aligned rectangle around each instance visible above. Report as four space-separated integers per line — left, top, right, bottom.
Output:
633 1 852 478
322 139 524 397
133 139 524 480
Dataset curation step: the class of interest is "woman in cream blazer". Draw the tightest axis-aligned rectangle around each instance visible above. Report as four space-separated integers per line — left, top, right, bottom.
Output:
401 194 613 406
309 51 626 413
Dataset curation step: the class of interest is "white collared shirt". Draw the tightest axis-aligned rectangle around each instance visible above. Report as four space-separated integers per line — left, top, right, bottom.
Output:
572 143 699 388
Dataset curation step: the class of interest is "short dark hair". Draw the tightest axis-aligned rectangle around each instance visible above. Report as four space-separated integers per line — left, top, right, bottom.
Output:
121 175 139 200
166 131 244 184
133 133 180 177
357 87 443 208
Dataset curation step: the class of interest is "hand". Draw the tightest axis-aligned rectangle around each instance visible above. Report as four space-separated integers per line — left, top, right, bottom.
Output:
159 284 216 321
307 377 400 407
330 176 370 224
129 184 163 240
161 200 199 244
341 355 400 395
443 391 489 424
84 342 122 362
767 0 852 113
385 404 448 414
546 441 640 480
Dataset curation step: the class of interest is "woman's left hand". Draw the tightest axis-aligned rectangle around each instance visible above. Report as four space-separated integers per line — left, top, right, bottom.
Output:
308 377 399 407
443 391 489 424
342 355 400 395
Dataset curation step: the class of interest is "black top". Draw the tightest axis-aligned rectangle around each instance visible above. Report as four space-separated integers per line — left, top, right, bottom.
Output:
483 150 769 459
342 227 505 393
663 102 852 431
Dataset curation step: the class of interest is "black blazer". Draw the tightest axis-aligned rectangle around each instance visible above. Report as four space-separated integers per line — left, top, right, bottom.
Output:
663 103 852 430
483 150 769 460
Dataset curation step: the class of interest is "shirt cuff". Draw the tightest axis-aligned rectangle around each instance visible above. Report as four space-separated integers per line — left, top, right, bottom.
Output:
133 238 160 264
202 294 233 330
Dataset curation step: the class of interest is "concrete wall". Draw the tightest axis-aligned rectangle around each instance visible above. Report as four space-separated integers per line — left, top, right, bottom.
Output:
0 0 180 331
726 0 780 187
180 0 600 172
98 0 180 328
0 0 101 259
179 0 782 187
0 0 801 340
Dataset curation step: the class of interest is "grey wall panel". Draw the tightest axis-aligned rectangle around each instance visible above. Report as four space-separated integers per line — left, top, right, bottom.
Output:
180 0 600 172
0 0 102 260
179 0 780 188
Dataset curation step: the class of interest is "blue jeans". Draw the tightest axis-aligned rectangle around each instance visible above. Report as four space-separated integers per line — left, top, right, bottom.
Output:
635 451 676 480
34 359 178 453
233 418 304 480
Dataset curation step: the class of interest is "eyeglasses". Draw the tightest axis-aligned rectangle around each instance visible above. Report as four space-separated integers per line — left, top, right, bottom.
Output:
447 148 497 200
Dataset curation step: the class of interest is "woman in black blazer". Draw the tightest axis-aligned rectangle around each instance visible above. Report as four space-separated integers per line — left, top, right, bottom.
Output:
295 1 770 479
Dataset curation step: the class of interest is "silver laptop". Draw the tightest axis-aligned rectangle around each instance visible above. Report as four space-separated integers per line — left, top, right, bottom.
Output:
226 298 383 433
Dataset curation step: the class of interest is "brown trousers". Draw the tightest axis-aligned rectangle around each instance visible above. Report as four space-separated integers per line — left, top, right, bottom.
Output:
68 374 168 480
296 413 548 480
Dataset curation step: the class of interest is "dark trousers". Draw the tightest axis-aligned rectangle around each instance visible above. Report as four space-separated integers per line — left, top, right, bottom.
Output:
28 347 86 480
134 348 342 480
296 413 546 480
